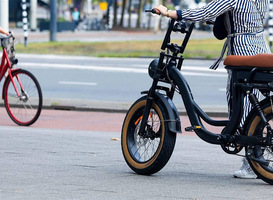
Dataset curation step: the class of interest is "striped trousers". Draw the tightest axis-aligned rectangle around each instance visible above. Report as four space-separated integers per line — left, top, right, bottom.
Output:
226 34 270 126
226 70 261 126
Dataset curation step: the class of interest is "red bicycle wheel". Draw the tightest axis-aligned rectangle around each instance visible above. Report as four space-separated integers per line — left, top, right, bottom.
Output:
3 69 42 126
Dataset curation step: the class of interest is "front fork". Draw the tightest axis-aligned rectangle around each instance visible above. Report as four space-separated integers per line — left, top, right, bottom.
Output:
138 53 168 136
8 68 25 98
2 68 23 100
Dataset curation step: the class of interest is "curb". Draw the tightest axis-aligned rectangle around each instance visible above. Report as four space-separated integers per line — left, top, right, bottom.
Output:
41 98 228 118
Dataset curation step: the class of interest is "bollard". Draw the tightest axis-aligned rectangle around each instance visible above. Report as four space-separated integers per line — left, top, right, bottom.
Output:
269 0 273 51
22 0 28 47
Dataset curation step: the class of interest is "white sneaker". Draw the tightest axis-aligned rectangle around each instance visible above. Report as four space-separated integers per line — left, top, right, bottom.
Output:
233 158 257 179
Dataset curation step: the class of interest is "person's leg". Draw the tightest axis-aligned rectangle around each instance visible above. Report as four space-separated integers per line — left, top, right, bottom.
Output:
227 70 257 179
232 89 261 179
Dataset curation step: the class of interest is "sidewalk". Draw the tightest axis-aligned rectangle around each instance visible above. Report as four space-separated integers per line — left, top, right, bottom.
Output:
11 27 214 43
41 97 228 117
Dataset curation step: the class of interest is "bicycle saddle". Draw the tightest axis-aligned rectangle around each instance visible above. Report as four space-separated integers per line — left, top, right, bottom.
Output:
224 53 273 68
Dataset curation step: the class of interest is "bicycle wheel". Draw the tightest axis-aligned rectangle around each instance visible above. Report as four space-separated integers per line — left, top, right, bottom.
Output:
244 97 273 184
121 96 176 175
3 69 42 126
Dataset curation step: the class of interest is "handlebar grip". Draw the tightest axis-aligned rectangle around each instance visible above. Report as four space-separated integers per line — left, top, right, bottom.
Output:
145 9 159 14
8 31 14 39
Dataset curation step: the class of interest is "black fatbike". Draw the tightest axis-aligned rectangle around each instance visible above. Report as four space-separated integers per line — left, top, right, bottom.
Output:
121 10 273 184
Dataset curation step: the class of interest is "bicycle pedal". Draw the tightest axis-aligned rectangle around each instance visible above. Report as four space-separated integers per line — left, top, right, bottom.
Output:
185 126 201 132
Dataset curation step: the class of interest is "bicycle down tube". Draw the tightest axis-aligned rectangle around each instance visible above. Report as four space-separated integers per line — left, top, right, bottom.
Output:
167 62 237 144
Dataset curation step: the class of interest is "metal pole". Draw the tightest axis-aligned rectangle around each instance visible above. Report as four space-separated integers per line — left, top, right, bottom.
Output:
269 0 273 51
50 0 57 41
107 0 113 30
87 0 92 14
0 0 9 32
22 0 28 47
30 0 37 31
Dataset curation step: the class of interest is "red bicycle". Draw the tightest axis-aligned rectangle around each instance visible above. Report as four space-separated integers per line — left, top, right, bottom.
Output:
0 34 42 126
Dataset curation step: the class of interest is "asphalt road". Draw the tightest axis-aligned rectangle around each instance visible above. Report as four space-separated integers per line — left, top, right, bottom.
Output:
0 108 272 200
13 54 228 114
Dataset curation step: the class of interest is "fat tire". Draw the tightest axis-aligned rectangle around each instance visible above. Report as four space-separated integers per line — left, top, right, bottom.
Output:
121 96 176 175
244 97 273 184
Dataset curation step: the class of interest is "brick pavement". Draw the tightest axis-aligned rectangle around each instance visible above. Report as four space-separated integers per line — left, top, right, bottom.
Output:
0 107 225 135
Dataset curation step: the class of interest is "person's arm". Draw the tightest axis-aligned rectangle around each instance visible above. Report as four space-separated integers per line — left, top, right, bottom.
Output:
0 27 9 36
155 0 236 21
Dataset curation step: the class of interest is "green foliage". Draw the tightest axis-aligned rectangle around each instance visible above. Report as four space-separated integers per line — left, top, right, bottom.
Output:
57 17 69 22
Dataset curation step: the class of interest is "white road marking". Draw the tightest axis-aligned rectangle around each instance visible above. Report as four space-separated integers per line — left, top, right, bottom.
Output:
59 81 97 86
19 62 227 77
219 88 226 92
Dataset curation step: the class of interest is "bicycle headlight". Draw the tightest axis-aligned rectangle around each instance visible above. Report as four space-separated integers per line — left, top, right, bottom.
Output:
148 58 167 79
148 59 159 78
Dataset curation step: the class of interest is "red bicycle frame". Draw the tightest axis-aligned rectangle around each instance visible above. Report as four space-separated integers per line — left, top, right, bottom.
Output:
0 45 23 99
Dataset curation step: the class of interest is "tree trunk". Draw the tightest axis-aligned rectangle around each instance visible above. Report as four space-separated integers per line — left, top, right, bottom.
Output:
127 0 132 28
158 0 166 30
119 0 127 27
136 0 143 28
147 0 152 30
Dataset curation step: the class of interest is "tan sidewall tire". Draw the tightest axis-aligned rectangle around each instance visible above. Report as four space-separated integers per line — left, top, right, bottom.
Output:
247 106 273 180
121 99 165 170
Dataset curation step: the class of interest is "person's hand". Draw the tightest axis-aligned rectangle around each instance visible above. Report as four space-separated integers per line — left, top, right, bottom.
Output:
154 5 168 16
0 27 10 36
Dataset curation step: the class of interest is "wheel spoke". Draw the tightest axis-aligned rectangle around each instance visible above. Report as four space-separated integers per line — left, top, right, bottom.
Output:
128 108 162 162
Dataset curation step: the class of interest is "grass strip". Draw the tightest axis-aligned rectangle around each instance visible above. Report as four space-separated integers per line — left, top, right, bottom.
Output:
15 39 225 59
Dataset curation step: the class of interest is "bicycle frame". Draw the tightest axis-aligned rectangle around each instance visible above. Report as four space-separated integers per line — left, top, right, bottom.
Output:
0 35 43 126
0 47 11 81
0 37 22 99
139 19 272 148
167 58 241 144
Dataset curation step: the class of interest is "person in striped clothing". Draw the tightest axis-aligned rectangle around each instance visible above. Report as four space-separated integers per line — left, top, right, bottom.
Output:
154 0 271 179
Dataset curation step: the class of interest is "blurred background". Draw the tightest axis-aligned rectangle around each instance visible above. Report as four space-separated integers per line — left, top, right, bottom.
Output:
0 0 272 51
4 0 212 33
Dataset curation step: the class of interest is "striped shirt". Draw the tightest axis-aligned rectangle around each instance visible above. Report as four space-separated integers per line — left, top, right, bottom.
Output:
177 0 271 55
177 0 271 124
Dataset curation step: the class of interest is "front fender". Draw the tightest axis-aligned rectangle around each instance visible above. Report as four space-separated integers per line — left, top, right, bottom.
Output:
142 91 181 133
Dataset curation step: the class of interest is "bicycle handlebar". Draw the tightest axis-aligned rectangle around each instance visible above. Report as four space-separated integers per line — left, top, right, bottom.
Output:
0 32 14 40
146 9 213 53
145 9 173 50
145 9 157 14
161 19 175 50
